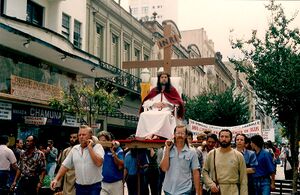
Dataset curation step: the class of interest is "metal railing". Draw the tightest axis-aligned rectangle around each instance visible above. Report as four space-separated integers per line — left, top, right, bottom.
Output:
98 60 141 93
271 179 300 195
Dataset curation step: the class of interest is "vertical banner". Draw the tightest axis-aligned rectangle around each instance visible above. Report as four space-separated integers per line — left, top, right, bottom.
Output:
189 119 262 140
262 128 275 142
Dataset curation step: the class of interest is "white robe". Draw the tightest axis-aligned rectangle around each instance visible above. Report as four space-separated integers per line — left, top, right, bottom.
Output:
135 93 176 139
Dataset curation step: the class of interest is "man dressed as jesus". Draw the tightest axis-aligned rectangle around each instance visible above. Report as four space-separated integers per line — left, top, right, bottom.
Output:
136 72 184 140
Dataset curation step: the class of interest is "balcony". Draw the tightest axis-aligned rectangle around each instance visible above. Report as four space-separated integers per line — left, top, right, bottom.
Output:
97 61 141 94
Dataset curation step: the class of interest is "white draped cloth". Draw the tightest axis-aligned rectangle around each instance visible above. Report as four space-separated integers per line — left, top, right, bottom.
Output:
135 93 176 139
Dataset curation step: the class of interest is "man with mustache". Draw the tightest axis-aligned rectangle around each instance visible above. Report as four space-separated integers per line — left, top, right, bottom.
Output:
202 129 248 195
160 125 202 195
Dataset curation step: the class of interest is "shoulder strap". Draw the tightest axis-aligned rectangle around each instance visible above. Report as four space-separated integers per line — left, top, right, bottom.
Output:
214 149 218 185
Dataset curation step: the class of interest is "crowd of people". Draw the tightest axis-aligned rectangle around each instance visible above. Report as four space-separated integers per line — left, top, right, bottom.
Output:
0 72 295 195
0 124 294 195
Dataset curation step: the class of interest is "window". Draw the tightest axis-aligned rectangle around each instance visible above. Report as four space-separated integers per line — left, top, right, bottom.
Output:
1 0 5 15
111 34 119 67
62 13 70 40
73 20 82 49
96 24 104 59
124 42 130 62
134 49 140 61
144 54 149 61
26 1 43 26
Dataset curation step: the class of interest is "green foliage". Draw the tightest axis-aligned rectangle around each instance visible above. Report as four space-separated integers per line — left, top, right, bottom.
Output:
49 84 124 124
185 86 250 126
230 0 300 126
230 0 300 190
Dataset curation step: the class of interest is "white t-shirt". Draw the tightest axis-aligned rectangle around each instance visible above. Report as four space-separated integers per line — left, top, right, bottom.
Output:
0 145 17 170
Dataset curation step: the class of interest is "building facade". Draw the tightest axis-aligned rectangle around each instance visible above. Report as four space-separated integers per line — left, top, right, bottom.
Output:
0 0 128 143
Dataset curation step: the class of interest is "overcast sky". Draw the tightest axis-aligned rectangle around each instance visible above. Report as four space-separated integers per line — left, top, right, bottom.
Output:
121 0 300 60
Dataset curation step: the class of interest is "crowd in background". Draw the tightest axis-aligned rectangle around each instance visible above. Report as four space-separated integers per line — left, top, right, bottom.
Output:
0 125 295 195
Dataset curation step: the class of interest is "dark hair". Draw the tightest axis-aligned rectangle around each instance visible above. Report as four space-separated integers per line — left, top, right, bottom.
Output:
157 72 171 93
219 129 232 140
187 130 193 138
26 135 38 146
0 135 9 145
250 135 264 148
234 133 249 144
206 133 218 142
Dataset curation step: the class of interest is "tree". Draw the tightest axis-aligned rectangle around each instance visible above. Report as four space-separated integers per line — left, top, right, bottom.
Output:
185 86 250 126
49 83 124 127
230 0 300 191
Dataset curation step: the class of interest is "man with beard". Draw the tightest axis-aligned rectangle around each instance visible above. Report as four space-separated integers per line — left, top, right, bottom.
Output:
55 132 79 195
10 135 46 195
136 72 184 140
202 129 248 195
160 125 202 195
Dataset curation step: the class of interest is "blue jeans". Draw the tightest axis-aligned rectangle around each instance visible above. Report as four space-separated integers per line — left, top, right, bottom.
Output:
0 170 10 192
46 162 57 179
75 182 101 195
253 177 270 195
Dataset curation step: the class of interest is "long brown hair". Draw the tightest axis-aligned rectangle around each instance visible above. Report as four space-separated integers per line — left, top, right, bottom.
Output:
157 72 171 93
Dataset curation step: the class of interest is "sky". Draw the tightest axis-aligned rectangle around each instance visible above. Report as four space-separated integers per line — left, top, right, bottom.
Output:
120 0 300 60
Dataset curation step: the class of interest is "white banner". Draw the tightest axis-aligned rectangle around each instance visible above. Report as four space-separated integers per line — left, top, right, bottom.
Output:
262 128 275 142
189 119 262 140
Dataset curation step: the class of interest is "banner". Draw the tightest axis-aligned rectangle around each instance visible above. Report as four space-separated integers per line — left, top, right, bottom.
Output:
189 119 262 140
262 128 275 142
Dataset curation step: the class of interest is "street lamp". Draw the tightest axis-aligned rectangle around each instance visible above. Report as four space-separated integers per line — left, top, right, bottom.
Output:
140 68 151 101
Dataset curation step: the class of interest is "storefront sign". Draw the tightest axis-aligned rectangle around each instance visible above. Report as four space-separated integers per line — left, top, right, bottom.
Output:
24 116 47 125
0 102 12 120
10 75 62 101
12 104 63 125
62 115 80 127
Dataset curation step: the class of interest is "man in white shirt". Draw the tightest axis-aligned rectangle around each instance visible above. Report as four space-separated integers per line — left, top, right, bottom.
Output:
51 125 104 195
0 135 17 193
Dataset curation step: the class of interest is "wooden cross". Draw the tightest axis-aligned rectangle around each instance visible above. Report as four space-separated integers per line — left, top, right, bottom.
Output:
123 24 217 75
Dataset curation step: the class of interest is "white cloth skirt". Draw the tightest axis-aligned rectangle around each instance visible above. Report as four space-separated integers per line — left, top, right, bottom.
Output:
135 110 176 139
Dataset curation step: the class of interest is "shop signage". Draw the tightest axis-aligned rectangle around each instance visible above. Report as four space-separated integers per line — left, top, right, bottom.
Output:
62 114 80 127
12 104 63 125
24 116 47 125
0 102 12 120
10 75 62 101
